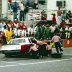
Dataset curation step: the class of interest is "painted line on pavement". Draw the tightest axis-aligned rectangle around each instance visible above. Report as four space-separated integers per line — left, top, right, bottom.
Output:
0 58 72 68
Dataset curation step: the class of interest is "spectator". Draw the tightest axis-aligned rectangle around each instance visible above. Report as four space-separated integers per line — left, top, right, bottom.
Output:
57 7 62 16
8 0 12 10
17 28 22 37
61 10 66 20
44 24 51 40
67 11 72 23
68 10 71 18
65 25 70 39
57 7 62 25
41 10 47 21
41 24 46 40
50 24 56 38
8 0 12 3
65 18 69 24
65 25 69 31
60 20 66 27
19 1 25 21
13 19 19 28
21 28 27 37
28 25 34 37
34 0 38 9
41 10 45 16
24 6 29 20
7 20 12 28
2 20 6 27
35 24 41 39
34 25 38 36
60 27 65 39
24 0 29 15
0 20 4 31
41 14 47 21
12 1 19 21
13 27 18 37
21 23 27 37
65 31 70 39
5 27 12 43
54 26 60 34
25 0 30 7
1 32 7 45
19 22 26 29
52 14 56 24
69 26 72 38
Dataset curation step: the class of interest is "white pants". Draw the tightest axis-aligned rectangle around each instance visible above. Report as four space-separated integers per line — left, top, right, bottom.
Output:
65 32 70 38
21 30 27 37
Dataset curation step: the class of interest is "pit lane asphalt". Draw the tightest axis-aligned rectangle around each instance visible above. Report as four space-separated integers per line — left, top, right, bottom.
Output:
0 48 72 72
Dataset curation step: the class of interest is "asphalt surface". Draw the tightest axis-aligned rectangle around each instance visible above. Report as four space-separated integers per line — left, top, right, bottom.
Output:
0 47 72 72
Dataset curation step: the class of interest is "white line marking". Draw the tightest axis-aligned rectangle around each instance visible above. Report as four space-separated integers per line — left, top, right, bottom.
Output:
18 58 72 65
0 58 72 68
0 65 17 68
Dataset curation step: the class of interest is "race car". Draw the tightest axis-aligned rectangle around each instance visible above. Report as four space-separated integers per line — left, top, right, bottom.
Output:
0 37 33 57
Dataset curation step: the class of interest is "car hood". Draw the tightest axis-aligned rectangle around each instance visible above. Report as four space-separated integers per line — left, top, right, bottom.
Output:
1 45 20 51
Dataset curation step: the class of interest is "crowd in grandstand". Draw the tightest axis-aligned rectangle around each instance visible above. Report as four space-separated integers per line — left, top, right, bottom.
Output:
0 0 72 46
0 11 72 45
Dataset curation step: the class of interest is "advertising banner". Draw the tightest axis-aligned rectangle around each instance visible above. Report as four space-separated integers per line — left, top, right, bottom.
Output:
64 39 72 48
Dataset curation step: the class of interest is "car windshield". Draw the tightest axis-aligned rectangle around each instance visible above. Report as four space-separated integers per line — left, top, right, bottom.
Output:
8 39 25 45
